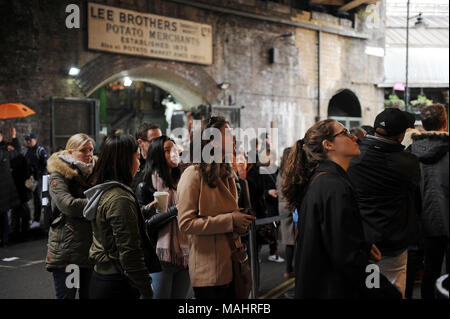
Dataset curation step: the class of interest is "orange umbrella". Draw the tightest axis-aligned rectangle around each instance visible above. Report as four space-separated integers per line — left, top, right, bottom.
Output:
0 103 36 119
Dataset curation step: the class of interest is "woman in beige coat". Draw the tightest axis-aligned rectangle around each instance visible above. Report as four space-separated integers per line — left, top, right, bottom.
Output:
177 116 255 299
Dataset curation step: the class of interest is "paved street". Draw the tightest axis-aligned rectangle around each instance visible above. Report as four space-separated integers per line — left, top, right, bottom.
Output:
0 234 292 299
0 234 53 299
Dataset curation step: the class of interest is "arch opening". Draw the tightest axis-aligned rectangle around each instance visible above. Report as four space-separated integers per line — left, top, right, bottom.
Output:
328 89 363 128
76 55 220 141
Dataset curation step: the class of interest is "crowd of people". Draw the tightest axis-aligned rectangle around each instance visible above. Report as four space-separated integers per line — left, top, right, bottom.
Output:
1 130 49 245
0 103 448 300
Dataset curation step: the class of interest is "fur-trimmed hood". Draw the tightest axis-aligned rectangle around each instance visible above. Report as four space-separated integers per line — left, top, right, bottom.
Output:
411 131 449 164
47 151 97 180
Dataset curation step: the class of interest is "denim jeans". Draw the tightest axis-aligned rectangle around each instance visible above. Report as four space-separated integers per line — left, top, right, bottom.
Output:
52 267 92 299
150 262 191 299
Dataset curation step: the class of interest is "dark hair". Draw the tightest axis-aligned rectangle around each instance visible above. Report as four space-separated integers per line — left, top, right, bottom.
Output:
361 125 375 135
191 116 233 188
279 147 292 176
143 135 181 190
420 104 448 131
281 119 337 211
135 122 160 140
90 134 138 186
350 127 367 139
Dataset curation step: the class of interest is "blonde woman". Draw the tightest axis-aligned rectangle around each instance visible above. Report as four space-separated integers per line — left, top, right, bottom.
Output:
46 133 96 299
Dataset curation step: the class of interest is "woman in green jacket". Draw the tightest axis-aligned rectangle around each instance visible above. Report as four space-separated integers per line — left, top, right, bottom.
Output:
46 133 96 299
84 134 160 299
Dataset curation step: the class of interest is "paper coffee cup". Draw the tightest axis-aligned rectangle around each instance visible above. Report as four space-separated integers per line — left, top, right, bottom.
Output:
154 191 169 213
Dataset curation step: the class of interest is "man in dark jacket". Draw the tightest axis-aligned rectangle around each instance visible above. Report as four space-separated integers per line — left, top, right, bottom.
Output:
7 129 32 241
0 129 21 246
24 133 49 229
410 104 449 299
348 108 421 298
260 150 285 263
131 123 161 192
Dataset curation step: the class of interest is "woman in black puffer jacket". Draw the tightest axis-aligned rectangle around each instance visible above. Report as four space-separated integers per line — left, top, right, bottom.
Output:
136 135 190 299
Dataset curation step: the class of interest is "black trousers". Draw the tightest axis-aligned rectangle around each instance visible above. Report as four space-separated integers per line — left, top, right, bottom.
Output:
285 244 295 274
0 210 9 245
193 283 234 299
421 236 449 299
90 271 140 299
405 248 423 299
11 203 30 234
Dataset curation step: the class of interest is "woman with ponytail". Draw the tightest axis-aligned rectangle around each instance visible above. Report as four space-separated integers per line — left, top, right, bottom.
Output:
282 119 388 299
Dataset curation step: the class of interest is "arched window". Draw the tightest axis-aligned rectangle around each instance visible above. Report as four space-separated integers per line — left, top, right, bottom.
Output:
328 89 363 128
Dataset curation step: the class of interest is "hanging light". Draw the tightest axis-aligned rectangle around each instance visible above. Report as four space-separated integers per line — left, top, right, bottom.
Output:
123 77 133 87
218 82 230 90
415 13 425 28
68 66 80 76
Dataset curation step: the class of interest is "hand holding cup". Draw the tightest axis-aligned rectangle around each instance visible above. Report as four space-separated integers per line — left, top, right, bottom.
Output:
153 191 169 213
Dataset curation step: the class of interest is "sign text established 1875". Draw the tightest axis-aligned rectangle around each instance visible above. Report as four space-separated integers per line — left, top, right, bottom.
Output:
88 2 213 65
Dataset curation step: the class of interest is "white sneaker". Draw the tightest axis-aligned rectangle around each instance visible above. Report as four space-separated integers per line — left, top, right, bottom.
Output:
30 221 40 229
267 255 285 263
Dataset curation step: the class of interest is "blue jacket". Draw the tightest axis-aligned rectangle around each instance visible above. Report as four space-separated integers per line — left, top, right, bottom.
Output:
25 143 49 178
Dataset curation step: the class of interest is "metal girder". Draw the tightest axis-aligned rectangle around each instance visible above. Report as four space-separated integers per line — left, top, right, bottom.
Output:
310 0 346 6
339 0 379 12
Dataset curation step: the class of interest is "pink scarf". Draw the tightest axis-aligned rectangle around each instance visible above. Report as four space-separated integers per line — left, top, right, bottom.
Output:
152 173 189 269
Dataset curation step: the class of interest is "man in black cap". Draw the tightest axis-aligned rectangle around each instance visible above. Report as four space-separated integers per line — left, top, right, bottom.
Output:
347 108 421 298
24 133 49 229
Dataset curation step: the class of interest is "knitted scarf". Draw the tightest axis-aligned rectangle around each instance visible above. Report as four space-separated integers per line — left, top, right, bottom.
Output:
152 172 189 269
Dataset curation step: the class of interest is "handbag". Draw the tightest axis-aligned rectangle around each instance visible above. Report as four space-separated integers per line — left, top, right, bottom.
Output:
256 222 278 245
226 233 252 299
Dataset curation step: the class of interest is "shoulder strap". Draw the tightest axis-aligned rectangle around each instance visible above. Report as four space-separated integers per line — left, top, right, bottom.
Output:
240 178 252 210
226 233 242 252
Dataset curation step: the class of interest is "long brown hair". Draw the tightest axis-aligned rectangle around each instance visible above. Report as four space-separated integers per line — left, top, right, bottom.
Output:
281 119 337 211
279 147 292 177
190 116 234 188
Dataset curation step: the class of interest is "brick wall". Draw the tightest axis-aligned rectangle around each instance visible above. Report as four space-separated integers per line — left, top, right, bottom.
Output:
0 0 386 155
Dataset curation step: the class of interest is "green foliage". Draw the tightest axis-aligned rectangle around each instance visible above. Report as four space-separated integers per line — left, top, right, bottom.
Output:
410 95 433 110
384 94 405 110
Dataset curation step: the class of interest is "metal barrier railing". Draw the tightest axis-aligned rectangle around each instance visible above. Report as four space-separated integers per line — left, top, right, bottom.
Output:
248 214 291 298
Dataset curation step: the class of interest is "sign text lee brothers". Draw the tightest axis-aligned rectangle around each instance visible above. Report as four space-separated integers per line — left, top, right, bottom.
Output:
88 2 213 65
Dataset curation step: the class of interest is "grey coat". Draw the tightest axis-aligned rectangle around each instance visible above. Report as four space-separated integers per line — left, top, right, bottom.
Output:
411 131 449 238
277 174 295 245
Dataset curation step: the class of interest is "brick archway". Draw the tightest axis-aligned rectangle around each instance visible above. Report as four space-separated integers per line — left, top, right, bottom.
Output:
74 54 220 108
